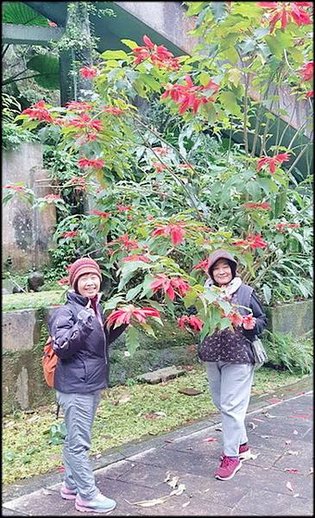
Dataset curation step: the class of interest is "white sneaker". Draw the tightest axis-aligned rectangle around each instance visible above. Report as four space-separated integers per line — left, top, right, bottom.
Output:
75 491 116 513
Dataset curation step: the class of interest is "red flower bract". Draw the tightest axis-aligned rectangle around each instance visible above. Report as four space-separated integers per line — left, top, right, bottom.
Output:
78 158 105 169
257 152 290 174
79 66 98 79
192 258 209 272
89 210 111 219
225 311 243 327
106 305 160 328
150 274 190 301
233 233 268 249
243 202 272 210
258 2 312 32
61 231 78 239
178 315 203 332
133 34 181 70
152 223 186 246
22 100 54 123
300 61 314 82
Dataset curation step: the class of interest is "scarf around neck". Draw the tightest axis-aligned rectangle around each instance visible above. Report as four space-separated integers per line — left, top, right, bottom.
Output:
205 276 242 300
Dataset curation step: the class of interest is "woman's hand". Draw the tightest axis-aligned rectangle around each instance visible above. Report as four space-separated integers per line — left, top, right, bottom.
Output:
242 315 256 330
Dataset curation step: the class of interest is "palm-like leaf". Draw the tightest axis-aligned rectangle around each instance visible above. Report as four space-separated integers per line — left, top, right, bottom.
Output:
2 2 50 26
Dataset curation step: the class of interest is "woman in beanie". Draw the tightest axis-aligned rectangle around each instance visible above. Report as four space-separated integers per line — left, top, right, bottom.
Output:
48 257 127 513
200 249 267 481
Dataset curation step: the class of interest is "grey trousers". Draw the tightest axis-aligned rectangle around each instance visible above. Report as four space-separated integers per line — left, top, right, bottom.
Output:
205 362 255 457
56 390 102 500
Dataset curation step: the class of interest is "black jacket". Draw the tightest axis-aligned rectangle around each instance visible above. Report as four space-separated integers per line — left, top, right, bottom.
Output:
48 291 126 393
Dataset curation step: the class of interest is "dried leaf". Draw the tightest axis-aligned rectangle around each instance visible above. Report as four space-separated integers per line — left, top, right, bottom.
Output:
178 388 202 396
248 452 260 460
127 496 170 507
167 476 179 489
117 394 131 404
42 489 53 495
203 437 218 443
170 483 186 496
164 471 171 482
286 481 294 492
142 411 166 420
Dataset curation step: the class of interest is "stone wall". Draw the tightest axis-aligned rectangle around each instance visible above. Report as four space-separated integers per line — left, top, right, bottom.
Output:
2 299 313 415
2 142 56 272
2 306 196 415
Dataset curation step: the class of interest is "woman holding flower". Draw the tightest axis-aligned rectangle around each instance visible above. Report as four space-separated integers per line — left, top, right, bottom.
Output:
200 249 267 481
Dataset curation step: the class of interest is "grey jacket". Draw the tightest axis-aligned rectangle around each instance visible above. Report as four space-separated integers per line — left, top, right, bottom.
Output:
48 291 126 393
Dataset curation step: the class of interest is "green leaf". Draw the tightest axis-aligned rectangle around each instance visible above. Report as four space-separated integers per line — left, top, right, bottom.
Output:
125 284 143 302
26 55 59 90
262 284 272 305
101 50 129 60
121 39 139 50
219 91 242 117
125 326 140 355
3 2 50 26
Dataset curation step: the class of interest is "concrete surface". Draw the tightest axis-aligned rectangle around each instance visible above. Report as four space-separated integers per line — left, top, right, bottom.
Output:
2 376 313 516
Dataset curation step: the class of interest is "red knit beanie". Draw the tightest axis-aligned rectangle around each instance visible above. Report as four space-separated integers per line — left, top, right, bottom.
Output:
68 258 102 291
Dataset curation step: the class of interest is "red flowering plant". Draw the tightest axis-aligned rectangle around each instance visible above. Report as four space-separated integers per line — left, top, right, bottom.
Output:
10 3 312 352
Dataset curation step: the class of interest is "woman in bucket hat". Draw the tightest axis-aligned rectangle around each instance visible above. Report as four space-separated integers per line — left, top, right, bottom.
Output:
200 249 267 481
48 257 127 513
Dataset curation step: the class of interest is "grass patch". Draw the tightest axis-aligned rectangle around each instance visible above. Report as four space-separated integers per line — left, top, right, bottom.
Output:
2 290 66 312
3 364 306 486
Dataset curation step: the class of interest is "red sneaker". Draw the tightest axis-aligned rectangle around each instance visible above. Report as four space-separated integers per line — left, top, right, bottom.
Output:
214 456 242 480
239 443 251 460
220 443 251 461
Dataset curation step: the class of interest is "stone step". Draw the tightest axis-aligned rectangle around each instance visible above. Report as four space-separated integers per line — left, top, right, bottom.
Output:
137 366 186 384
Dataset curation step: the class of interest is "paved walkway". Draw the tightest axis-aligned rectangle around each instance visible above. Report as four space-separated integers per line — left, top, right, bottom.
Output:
2 376 313 516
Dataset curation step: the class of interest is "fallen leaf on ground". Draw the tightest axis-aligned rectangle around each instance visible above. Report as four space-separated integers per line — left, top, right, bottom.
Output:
42 489 53 495
263 412 277 418
142 411 166 419
203 437 218 443
178 388 202 396
167 476 179 489
284 468 299 474
286 481 294 492
113 394 131 405
170 483 186 496
126 496 170 507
